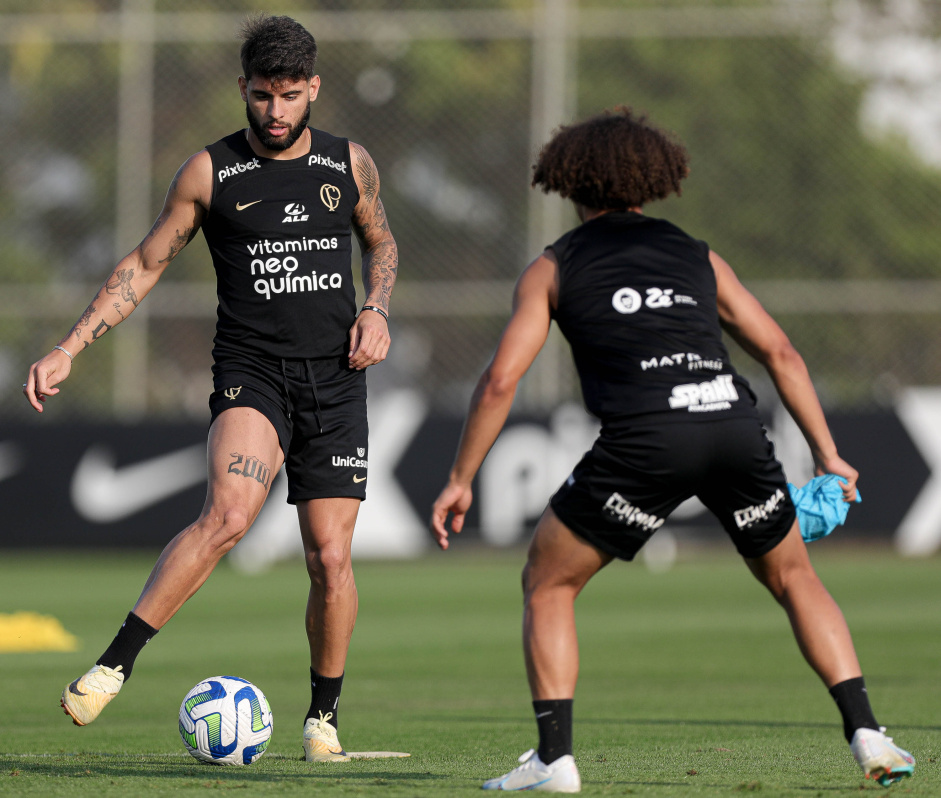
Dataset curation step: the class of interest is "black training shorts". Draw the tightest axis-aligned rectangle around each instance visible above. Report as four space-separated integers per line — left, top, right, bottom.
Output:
209 348 368 503
549 417 796 561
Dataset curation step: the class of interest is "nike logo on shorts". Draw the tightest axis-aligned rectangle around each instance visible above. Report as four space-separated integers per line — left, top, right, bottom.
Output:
353 474 366 483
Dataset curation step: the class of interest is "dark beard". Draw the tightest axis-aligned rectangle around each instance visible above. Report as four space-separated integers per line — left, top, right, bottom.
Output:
245 103 310 151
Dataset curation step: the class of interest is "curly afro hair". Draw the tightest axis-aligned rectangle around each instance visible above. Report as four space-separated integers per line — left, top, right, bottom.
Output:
532 106 690 210
240 14 318 81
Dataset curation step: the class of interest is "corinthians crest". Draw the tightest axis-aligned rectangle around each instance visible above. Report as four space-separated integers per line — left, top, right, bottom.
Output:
320 184 341 212
357 448 365 457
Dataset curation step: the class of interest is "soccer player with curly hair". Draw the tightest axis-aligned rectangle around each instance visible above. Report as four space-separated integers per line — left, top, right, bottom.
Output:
431 107 914 791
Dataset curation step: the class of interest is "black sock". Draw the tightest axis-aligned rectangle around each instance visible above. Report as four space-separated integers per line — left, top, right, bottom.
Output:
534 699 573 764
829 676 880 743
307 669 344 729
96 612 159 682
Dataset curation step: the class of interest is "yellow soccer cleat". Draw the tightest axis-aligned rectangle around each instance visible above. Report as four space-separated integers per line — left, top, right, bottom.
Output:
61 664 125 726
303 711 351 762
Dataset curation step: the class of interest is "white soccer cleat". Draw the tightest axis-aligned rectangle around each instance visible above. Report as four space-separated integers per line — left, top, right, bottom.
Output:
850 727 915 787
303 711 351 762
60 664 125 726
483 749 581 792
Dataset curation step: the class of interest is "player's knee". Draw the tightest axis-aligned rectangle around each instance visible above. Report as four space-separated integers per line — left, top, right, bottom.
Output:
760 559 816 602
521 559 562 605
305 543 352 583
197 505 252 554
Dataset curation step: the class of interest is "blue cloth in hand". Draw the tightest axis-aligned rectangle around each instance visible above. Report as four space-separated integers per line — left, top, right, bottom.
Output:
787 474 861 543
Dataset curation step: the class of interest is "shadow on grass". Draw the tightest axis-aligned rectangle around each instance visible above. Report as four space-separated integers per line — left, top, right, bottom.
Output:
425 715 941 732
0 753 441 785
1 754 903 793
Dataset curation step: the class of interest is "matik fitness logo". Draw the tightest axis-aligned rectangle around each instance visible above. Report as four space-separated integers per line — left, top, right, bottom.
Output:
668 374 739 413
734 488 786 529
218 157 261 183
282 203 309 224
612 286 698 314
640 352 725 372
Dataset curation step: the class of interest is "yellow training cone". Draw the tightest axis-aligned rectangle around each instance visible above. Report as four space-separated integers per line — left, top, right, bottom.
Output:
0 612 79 652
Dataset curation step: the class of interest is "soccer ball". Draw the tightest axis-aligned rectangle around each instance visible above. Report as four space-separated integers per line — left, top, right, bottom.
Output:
178 676 273 765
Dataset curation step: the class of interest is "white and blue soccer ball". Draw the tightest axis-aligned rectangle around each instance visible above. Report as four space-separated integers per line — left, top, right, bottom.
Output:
179 676 273 766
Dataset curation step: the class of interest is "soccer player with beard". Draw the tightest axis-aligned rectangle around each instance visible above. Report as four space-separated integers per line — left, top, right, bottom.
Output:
24 14 402 762
430 107 914 791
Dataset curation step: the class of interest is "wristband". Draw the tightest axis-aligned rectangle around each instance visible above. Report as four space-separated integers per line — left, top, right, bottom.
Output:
53 345 74 361
361 305 389 321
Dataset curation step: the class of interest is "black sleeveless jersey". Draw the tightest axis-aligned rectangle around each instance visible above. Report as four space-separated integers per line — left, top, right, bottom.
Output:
549 211 759 426
202 128 360 359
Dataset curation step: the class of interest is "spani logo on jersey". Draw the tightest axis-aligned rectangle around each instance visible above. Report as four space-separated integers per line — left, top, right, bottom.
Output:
179 676 273 766
668 374 739 413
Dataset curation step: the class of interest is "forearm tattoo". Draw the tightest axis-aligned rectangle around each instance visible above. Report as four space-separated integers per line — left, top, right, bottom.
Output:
106 268 139 307
363 235 398 310
91 319 112 341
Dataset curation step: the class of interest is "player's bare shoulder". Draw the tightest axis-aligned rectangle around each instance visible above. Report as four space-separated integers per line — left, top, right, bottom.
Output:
170 149 214 213
348 141 380 208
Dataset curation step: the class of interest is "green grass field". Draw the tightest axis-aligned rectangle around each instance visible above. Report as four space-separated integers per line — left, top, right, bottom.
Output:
0 546 938 796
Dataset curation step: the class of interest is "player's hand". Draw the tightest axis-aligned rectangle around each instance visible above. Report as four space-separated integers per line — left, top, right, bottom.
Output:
348 309 390 371
814 455 859 502
23 348 73 413
430 482 473 551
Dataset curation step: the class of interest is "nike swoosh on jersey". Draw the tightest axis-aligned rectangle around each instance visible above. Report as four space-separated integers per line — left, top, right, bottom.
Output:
353 474 366 483
70 444 206 523
236 200 262 211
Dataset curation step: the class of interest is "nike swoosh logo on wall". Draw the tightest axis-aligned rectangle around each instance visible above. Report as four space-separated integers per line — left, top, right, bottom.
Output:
70 444 206 523
236 200 262 211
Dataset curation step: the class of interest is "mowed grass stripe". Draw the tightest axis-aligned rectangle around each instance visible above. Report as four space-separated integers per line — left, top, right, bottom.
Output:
0 547 938 796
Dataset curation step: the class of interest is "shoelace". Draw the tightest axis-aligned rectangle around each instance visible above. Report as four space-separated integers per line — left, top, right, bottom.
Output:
311 711 340 742
515 749 538 768
83 664 123 692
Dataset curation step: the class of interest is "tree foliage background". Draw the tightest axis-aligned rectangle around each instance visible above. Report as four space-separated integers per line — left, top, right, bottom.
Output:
2 0 940 420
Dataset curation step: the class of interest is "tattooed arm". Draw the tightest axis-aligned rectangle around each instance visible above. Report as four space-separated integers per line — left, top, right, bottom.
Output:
347 140 398 371
23 150 211 412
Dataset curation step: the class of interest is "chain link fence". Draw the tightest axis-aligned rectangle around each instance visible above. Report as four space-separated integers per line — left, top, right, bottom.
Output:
2 0 941 424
